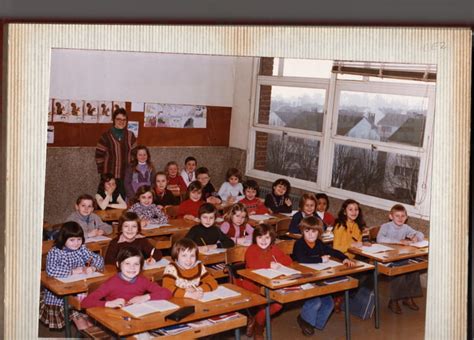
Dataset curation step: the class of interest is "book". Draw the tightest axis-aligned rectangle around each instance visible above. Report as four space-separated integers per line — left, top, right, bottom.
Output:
142 223 172 230
153 323 192 335
253 265 301 279
56 271 103 283
250 214 275 221
200 248 227 255
122 300 179 318
410 240 429 248
198 286 241 302
360 244 394 254
143 257 170 270
208 312 240 323
85 235 111 243
323 276 349 285
300 259 342 271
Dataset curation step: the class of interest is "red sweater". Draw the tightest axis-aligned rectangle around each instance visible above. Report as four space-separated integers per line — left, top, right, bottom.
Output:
240 198 269 215
177 199 204 218
167 175 187 193
244 244 292 269
81 274 172 308
320 211 336 227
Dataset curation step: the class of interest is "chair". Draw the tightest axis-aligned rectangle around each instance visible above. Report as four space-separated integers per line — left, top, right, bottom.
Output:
165 205 179 219
224 246 247 284
275 218 291 238
275 239 295 255
368 226 381 242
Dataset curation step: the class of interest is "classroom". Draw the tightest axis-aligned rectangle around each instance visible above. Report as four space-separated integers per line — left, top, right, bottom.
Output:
1 25 470 339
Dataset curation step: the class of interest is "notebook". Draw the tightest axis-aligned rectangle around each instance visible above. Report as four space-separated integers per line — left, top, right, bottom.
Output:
200 248 227 255
85 235 111 243
300 259 342 271
122 300 179 318
143 258 170 270
250 214 275 221
142 223 172 230
56 271 103 283
198 286 241 302
253 265 301 279
360 244 394 254
410 240 429 248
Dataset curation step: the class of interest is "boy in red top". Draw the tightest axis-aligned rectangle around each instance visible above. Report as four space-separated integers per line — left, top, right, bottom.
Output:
177 181 205 221
239 180 269 215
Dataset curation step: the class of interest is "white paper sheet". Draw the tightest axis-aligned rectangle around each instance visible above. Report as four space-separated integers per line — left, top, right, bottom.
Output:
360 244 394 254
143 258 170 270
410 240 429 248
253 265 301 279
200 248 227 255
56 271 103 283
198 286 241 302
250 214 275 221
122 300 179 318
85 235 111 243
300 259 342 271
142 223 172 230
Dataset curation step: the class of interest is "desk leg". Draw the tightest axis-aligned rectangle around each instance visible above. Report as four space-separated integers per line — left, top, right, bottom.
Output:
234 326 241 340
265 287 272 340
374 261 380 329
63 296 71 338
344 290 351 340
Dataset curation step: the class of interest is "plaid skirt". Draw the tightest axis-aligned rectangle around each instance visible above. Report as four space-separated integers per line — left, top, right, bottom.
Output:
38 291 79 330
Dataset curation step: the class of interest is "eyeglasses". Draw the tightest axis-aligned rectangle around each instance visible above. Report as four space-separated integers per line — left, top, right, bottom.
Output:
115 118 127 122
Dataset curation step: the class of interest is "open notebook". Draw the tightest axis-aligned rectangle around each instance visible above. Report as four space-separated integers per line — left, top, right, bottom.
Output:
198 286 241 302
250 214 276 221
142 223 172 230
253 266 301 279
56 271 103 283
410 240 429 248
360 244 394 254
122 300 179 318
85 235 111 243
200 248 227 255
300 259 342 271
143 258 170 270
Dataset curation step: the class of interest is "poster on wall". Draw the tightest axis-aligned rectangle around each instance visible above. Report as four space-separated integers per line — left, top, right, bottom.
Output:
47 125 54 144
128 121 139 137
83 100 99 123
144 103 162 127
144 102 207 128
52 99 69 122
112 101 126 113
98 101 113 123
67 100 84 123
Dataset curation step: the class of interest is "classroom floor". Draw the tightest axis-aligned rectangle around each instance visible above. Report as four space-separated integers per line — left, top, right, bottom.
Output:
38 277 425 339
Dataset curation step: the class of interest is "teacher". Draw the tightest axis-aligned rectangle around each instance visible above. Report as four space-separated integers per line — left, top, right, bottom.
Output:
95 108 137 197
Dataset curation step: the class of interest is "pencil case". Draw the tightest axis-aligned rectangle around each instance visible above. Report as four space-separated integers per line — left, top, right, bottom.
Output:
164 306 195 322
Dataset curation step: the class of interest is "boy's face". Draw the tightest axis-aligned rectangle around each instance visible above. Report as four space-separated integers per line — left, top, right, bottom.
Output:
200 212 216 228
303 228 318 243
121 221 139 241
244 188 257 201
185 160 197 173
316 198 328 212
197 173 210 186
273 184 287 196
390 210 407 226
167 164 178 177
76 199 94 217
177 248 197 270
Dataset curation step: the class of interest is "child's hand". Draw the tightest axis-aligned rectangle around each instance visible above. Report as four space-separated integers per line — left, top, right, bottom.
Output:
83 266 96 274
362 241 372 246
270 262 281 270
157 205 164 210
141 219 150 227
72 267 85 275
343 259 356 267
227 196 236 204
199 245 209 253
321 255 330 263
284 198 292 207
88 230 99 238
185 290 204 300
400 239 412 245
237 237 247 245
96 229 105 236
127 294 150 305
105 298 126 308
351 241 363 248
183 214 195 221
146 257 156 265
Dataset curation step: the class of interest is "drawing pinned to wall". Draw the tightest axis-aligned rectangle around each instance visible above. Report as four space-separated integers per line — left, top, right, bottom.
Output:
144 102 207 128
144 103 161 127
98 101 113 123
128 121 139 137
52 99 69 122
47 125 54 144
68 100 84 123
113 101 126 113
83 100 99 123
48 99 53 122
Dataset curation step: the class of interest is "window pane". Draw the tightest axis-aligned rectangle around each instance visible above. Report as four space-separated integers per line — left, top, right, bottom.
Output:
331 144 420 205
257 85 326 132
254 131 319 182
282 59 332 78
336 91 429 147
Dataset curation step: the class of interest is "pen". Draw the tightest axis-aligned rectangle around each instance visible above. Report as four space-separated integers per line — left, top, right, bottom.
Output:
148 248 155 262
200 238 207 246
85 257 93 267
272 255 278 263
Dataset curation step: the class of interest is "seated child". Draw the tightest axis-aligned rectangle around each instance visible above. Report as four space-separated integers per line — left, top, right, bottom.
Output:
95 173 127 210
177 181 205 221
66 194 112 238
220 203 254 245
129 185 168 227
165 161 187 197
289 193 320 234
180 156 197 188
196 167 222 205
152 171 180 208
162 238 218 299
315 193 335 228
82 246 171 308
239 180 269 215
377 204 424 314
185 203 235 252
240 224 292 339
264 178 293 214
104 211 163 265
333 199 366 259
40 221 104 330
124 145 156 203
292 216 354 336
218 168 245 203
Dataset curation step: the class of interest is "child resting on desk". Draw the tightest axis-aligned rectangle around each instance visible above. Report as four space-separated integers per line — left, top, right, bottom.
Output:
129 185 168 227
177 181 206 221
162 238 218 299
376 204 424 314
196 166 222 205
82 246 171 308
40 221 104 330
104 211 163 265
292 216 355 336
95 173 127 211
185 203 235 252
66 194 112 239
239 223 292 340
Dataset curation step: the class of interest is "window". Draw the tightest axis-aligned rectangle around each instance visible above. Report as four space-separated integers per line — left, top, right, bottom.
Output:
247 58 436 219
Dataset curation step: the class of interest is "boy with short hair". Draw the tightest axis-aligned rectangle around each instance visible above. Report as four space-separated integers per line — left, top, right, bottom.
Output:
240 180 269 215
195 167 222 205
66 194 112 238
180 156 197 187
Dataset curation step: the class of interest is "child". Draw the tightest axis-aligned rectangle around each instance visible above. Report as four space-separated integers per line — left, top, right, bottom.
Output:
164 161 187 197
162 238 219 299
40 222 104 329
217 168 245 203
220 203 254 245
66 194 112 238
377 204 424 314
240 224 292 339
180 156 197 187
81 246 171 308
95 173 127 210
264 178 293 214
177 181 205 220
292 216 354 336
129 186 168 227
239 180 269 215
152 171 180 208
185 203 235 252
124 145 156 202
104 211 163 265
288 193 320 234
333 199 366 259
195 167 222 205
315 193 336 228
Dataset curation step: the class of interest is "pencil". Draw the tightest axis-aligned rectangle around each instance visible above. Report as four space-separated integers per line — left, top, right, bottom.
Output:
148 248 155 261
200 237 207 246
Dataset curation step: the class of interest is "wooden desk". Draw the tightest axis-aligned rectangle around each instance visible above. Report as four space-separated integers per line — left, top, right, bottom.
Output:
349 243 429 329
95 208 125 222
238 260 374 340
86 283 267 338
140 218 195 238
248 213 290 227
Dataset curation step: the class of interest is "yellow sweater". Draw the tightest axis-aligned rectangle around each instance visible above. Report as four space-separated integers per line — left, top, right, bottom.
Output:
333 220 362 259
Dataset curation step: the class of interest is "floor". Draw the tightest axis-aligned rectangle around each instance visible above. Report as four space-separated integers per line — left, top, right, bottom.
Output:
39 277 425 339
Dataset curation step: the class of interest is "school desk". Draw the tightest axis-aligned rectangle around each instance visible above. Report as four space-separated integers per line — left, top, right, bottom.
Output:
238 260 374 340
40 264 117 337
349 243 429 329
248 213 291 227
86 283 267 339
94 208 125 222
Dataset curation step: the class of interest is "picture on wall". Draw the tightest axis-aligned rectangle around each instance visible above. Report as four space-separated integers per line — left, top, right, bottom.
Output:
67 100 84 123
98 101 113 123
83 100 99 124
52 99 69 122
